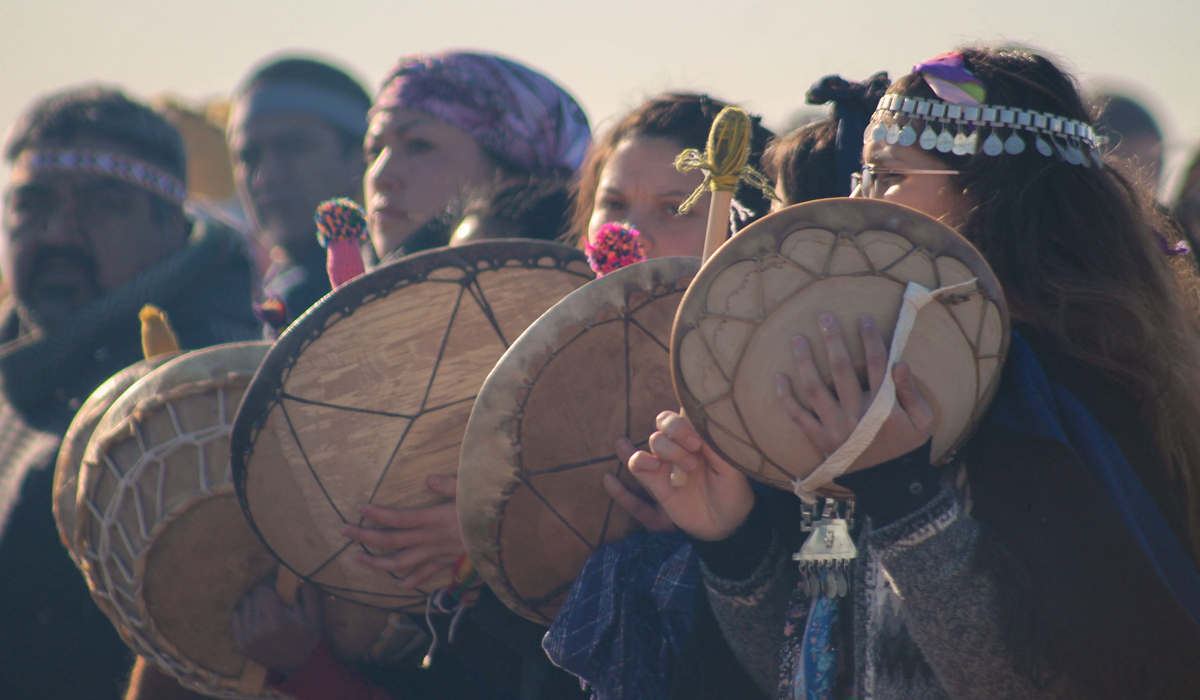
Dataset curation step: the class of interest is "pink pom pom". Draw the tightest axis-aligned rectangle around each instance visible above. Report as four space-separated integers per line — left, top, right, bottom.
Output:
586 223 646 277
314 198 369 288
326 238 365 289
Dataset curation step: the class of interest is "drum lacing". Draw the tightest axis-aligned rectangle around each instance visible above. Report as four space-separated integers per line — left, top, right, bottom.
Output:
420 555 479 668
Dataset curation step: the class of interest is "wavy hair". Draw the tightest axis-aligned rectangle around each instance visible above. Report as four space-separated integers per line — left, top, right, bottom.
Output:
886 46 1200 561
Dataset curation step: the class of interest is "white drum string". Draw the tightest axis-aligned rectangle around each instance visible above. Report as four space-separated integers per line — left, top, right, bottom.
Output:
421 589 470 669
791 278 977 504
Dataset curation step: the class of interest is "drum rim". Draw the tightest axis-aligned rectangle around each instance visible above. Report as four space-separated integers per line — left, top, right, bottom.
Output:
671 197 1011 490
459 255 701 624
73 341 280 699
54 353 180 562
230 239 593 608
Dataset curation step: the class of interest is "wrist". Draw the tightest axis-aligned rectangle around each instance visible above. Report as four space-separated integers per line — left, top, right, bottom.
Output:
689 493 771 580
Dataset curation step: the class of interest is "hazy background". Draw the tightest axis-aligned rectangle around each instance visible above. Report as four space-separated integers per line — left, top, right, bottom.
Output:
2 0 1196 199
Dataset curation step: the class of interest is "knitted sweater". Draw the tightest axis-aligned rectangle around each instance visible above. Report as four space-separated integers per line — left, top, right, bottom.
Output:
694 331 1200 700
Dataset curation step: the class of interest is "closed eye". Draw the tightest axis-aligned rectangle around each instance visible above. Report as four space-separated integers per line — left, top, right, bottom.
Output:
405 139 434 156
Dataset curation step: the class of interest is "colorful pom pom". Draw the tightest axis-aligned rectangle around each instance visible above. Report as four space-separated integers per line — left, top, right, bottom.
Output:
315 198 369 246
314 198 369 288
586 223 646 277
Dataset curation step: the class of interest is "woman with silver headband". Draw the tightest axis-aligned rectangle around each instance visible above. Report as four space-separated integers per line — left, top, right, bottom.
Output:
624 46 1200 699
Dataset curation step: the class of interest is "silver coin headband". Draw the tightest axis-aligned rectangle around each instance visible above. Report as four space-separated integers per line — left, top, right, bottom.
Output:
867 94 1105 168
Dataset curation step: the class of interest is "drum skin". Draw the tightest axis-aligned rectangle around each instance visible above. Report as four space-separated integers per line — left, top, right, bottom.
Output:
54 352 179 561
74 343 415 699
458 257 699 624
672 198 1009 490
231 241 594 611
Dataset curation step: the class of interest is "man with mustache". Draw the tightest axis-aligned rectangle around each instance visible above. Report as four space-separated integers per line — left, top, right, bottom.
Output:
227 56 371 323
0 86 260 700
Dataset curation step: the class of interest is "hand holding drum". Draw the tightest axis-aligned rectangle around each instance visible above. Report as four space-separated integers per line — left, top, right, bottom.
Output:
459 196 1008 622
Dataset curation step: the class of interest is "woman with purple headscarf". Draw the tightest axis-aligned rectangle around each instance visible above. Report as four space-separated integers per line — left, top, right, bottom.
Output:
363 51 591 261
228 52 592 700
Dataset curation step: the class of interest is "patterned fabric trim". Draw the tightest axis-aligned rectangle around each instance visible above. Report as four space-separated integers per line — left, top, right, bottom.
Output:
20 148 187 205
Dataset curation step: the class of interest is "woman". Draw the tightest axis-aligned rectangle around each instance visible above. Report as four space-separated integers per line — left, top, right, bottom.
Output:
627 47 1200 699
570 93 773 259
544 81 888 700
229 51 592 700
366 51 590 262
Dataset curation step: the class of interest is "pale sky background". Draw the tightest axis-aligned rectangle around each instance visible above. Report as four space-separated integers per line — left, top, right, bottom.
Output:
2 0 1197 199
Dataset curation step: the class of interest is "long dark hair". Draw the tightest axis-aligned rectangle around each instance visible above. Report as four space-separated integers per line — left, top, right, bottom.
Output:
567 93 773 245
887 46 1200 558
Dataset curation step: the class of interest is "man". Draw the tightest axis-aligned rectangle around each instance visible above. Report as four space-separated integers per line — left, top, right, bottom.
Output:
0 86 260 700
227 56 371 320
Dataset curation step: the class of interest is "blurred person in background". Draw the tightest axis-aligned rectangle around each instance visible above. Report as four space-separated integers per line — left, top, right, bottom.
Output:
227 56 371 320
0 86 259 700
154 96 249 234
1173 148 1200 253
1093 91 1165 195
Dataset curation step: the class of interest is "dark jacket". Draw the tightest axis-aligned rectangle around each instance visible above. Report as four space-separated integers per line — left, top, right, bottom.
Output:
262 242 332 322
0 219 260 700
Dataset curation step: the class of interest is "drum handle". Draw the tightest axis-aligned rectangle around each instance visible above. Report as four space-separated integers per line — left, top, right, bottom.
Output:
236 662 269 696
232 568 304 696
276 567 302 606
791 278 977 503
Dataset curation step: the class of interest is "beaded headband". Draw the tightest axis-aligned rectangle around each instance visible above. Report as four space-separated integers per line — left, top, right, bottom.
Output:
867 94 1105 168
17 148 188 205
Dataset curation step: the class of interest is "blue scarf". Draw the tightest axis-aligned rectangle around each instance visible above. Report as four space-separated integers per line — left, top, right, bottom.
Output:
989 333 1200 628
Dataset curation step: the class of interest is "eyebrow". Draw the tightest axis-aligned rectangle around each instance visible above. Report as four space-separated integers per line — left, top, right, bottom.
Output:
387 117 431 135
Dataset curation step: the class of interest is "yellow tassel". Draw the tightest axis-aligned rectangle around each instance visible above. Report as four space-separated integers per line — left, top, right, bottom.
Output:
674 106 779 215
139 305 180 359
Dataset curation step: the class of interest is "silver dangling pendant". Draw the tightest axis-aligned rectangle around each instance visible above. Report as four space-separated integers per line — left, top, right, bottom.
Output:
983 131 1004 156
871 122 888 144
919 124 938 150
898 123 918 147
951 129 968 156
1035 136 1053 157
1066 143 1084 166
936 128 954 153
1053 138 1070 162
964 130 980 155
793 500 857 599
1004 131 1026 155
886 121 901 145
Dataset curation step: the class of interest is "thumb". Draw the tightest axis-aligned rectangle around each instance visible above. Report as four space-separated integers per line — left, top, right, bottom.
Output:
893 362 933 433
426 474 458 499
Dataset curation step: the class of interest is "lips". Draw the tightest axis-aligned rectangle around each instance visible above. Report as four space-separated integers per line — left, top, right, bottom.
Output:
369 197 410 221
25 251 100 307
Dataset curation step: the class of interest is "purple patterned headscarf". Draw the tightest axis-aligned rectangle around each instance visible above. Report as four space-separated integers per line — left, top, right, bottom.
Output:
375 51 591 176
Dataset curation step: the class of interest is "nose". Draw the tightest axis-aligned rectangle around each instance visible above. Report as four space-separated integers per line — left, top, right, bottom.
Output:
41 191 87 247
623 210 655 255
367 147 401 194
250 150 288 193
